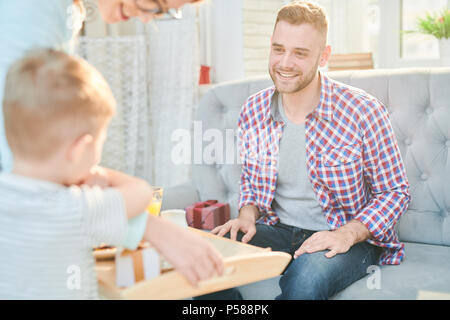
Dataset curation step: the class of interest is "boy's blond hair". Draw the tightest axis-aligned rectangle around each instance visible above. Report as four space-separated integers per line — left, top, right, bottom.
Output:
275 1 329 47
3 49 115 161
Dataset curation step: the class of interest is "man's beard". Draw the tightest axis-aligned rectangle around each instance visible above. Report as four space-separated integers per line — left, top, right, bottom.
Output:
269 57 320 94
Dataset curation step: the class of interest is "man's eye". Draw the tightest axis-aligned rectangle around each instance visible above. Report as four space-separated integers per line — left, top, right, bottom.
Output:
295 52 306 57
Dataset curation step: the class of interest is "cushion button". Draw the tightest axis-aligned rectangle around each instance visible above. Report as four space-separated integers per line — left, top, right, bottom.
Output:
405 138 412 146
425 108 433 115
420 174 429 181
446 140 450 148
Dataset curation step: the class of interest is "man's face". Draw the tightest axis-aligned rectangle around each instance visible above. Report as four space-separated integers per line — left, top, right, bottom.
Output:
269 21 326 94
96 0 192 23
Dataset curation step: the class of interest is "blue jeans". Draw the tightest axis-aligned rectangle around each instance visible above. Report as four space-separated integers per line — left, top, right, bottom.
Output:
196 222 382 300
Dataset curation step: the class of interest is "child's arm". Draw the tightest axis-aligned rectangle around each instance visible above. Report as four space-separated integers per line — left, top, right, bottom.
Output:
144 214 224 286
103 168 153 219
81 166 153 219
80 166 224 284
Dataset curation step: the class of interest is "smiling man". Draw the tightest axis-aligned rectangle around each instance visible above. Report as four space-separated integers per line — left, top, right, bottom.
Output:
208 1 411 300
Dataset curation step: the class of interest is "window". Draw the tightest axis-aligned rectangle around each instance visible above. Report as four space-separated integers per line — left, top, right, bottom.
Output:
378 0 449 68
314 0 449 68
401 0 448 60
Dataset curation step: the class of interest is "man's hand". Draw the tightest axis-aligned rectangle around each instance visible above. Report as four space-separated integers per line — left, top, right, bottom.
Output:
145 216 224 287
294 229 355 259
210 205 259 243
294 220 371 259
211 217 256 243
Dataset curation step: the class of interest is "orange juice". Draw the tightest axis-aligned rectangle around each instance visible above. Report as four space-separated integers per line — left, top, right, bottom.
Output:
147 201 162 217
147 187 163 217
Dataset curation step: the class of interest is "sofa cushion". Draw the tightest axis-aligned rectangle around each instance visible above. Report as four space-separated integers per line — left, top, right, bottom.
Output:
238 242 450 300
329 69 450 247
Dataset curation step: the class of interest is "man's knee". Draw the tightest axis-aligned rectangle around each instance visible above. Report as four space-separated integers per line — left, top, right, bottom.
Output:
277 251 337 300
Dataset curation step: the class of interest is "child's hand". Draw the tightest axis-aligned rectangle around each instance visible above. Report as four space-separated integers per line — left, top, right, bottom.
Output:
145 216 224 287
79 166 110 188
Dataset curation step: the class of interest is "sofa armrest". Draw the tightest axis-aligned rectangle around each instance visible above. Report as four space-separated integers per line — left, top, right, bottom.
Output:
161 181 200 211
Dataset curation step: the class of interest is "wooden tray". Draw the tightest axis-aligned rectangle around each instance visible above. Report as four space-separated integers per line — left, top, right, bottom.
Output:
96 228 291 300
93 247 116 260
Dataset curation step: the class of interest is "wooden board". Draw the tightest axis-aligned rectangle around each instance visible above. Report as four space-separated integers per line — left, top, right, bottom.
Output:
328 53 374 71
96 228 291 300
417 290 450 300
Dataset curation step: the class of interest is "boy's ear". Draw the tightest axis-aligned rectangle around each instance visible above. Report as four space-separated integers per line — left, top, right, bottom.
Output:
67 133 94 163
319 45 332 68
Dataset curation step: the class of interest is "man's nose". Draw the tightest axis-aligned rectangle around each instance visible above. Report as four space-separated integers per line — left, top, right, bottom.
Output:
278 52 295 69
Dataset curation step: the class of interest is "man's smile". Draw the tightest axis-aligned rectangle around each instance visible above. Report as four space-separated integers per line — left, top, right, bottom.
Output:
276 70 300 80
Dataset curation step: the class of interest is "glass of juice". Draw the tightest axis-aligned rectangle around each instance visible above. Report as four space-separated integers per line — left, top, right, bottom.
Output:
147 187 163 217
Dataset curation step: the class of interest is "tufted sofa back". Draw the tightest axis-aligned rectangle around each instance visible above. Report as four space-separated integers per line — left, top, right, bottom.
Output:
192 68 450 246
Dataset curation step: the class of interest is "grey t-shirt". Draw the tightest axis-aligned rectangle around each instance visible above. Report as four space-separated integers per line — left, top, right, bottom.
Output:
271 94 330 231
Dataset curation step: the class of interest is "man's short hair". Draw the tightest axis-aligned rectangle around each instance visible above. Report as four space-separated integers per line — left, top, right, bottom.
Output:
275 1 329 47
3 49 115 161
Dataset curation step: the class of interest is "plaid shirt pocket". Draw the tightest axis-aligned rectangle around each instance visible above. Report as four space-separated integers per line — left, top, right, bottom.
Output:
318 143 364 202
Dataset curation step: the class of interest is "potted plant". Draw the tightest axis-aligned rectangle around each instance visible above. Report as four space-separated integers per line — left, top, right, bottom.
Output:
415 8 450 65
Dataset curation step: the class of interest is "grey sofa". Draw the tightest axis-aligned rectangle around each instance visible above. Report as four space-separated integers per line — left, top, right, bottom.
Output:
162 68 450 299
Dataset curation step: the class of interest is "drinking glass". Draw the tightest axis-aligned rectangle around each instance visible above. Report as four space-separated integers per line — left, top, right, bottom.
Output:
146 187 163 217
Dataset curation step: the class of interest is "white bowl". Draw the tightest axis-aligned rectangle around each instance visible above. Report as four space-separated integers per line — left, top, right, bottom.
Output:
160 209 188 228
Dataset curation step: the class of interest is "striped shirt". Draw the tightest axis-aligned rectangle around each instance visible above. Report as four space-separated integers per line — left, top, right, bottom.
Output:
237 72 411 265
0 173 128 299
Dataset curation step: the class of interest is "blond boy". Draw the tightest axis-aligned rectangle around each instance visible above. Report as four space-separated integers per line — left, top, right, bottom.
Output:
0 49 223 299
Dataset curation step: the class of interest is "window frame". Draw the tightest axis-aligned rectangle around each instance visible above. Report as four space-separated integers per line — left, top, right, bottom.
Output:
378 0 446 68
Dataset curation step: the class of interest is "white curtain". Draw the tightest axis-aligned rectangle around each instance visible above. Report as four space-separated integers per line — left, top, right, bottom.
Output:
142 5 200 187
76 36 151 180
77 4 200 188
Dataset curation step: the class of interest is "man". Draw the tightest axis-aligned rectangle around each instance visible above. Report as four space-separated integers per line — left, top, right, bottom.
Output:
209 1 410 300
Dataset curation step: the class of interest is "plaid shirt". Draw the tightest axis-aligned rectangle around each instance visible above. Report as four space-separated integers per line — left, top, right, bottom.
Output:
237 72 411 265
